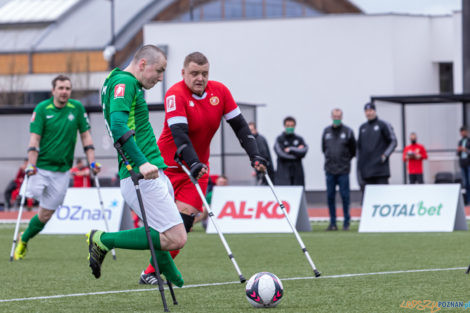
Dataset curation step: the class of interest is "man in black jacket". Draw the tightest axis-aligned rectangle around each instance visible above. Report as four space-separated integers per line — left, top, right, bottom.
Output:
457 126 470 204
322 108 356 231
357 103 397 194
274 116 308 186
249 122 275 185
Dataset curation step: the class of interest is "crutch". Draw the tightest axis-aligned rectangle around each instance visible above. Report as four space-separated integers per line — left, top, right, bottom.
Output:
174 152 246 283
114 133 172 312
9 175 29 262
264 173 321 277
89 164 117 260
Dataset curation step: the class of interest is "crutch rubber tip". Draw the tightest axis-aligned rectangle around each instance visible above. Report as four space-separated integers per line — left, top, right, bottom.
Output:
240 275 246 283
9 256 13 262
466 267 470 274
314 270 321 277
112 255 117 260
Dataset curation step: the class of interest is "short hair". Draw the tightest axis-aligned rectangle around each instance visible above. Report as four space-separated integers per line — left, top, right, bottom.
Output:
331 108 343 115
184 52 209 67
248 121 256 128
76 158 83 164
52 75 71 89
461 126 468 132
283 116 296 126
133 45 166 65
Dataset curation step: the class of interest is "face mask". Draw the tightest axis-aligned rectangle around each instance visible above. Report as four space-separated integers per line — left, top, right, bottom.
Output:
285 127 295 134
333 119 341 126
411 140 417 144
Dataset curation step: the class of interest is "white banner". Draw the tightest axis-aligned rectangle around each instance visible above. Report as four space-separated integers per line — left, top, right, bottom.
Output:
359 184 467 232
206 186 311 234
42 188 126 234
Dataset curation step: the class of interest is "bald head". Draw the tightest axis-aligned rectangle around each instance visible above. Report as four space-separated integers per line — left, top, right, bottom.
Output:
132 45 166 65
331 108 343 127
125 45 167 90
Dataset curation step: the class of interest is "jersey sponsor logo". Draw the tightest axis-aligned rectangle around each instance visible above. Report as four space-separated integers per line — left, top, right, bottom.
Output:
31 112 36 122
210 96 220 106
166 95 176 112
114 84 126 99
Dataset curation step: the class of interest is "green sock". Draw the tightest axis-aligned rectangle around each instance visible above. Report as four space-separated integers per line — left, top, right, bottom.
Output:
151 252 184 287
21 214 45 243
100 227 162 251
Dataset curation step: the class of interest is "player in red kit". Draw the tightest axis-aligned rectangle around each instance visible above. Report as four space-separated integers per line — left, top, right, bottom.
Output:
139 52 267 284
403 132 428 184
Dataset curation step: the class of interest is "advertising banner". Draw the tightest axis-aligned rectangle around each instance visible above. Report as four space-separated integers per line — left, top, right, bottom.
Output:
42 188 129 234
206 186 310 234
359 184 467 232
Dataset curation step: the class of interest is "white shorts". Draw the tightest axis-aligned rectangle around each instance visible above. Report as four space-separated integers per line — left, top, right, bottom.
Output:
26 168 70 211
120 169 182 233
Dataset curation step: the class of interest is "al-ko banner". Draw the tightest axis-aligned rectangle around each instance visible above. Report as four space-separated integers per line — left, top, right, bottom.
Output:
206 186 311 234
359 184 467 232
42 188 129 234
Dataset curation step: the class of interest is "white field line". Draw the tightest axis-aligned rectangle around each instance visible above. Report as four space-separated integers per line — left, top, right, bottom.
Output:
0 267 466 303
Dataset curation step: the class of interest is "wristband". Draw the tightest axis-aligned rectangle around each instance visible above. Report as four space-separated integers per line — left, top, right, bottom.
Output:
84 145 95 152
27 147 40 153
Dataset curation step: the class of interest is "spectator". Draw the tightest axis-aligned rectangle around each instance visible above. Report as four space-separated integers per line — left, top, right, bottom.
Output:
357 103 397 194
403 132 428 184
248 122 275 185
457 126 470 204
70 158 92 187
322 108 356 231
3 159 28 210
274 116 308 186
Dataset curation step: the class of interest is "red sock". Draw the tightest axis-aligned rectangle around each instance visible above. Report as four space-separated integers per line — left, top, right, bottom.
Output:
170 249 180 259
144 264 155 274
144 249 181 274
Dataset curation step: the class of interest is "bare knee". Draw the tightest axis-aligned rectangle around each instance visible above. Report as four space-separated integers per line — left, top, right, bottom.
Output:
161 225 187 250
38 207 54 223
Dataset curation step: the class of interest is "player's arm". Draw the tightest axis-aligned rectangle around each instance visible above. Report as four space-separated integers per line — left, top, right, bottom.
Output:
110 111 157 179
80 130 100 174
225 110 267 172
26 133 40 176
169 118 207 179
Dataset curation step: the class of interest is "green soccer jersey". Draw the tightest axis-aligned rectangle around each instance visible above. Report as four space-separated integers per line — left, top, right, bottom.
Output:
30 98 90 172
101 68 167 179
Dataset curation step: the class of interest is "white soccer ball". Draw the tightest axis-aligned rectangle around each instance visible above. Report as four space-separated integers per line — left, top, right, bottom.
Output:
245 272 284 308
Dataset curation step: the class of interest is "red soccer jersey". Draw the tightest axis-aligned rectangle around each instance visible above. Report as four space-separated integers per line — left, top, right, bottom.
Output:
403 143 428 174
158 80 239 169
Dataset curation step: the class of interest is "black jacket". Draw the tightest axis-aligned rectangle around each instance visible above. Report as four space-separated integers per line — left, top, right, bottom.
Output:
357 117 397 179
274 132 308 186
457 136 470 167
322 124 356 175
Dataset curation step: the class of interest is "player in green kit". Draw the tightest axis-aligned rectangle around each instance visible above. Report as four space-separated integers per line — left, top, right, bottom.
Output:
86 45 186 287
14 75 100 260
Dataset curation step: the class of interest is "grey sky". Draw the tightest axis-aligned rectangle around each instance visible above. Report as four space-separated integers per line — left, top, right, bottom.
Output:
352 0 461 15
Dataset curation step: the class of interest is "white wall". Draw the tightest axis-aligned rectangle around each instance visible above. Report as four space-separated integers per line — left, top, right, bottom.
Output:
144 13 461 190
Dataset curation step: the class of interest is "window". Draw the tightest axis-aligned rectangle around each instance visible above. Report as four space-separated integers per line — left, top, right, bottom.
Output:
439 62 453 94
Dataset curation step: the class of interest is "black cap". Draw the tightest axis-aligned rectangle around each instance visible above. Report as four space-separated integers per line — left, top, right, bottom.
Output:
364 102 376 111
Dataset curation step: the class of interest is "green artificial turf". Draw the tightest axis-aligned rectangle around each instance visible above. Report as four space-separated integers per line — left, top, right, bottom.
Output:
0 222 469 312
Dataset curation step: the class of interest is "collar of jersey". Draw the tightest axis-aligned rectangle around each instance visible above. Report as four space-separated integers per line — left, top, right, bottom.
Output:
192 92 207 100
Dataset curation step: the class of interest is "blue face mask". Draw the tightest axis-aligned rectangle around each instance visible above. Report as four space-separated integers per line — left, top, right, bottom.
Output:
285 127 295 134
333 119 341 126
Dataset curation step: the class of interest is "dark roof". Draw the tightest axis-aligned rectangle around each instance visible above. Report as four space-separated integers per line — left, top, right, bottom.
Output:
371 94 470 104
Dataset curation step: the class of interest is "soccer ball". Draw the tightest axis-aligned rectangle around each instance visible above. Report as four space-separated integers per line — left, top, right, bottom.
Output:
245 272 284 308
